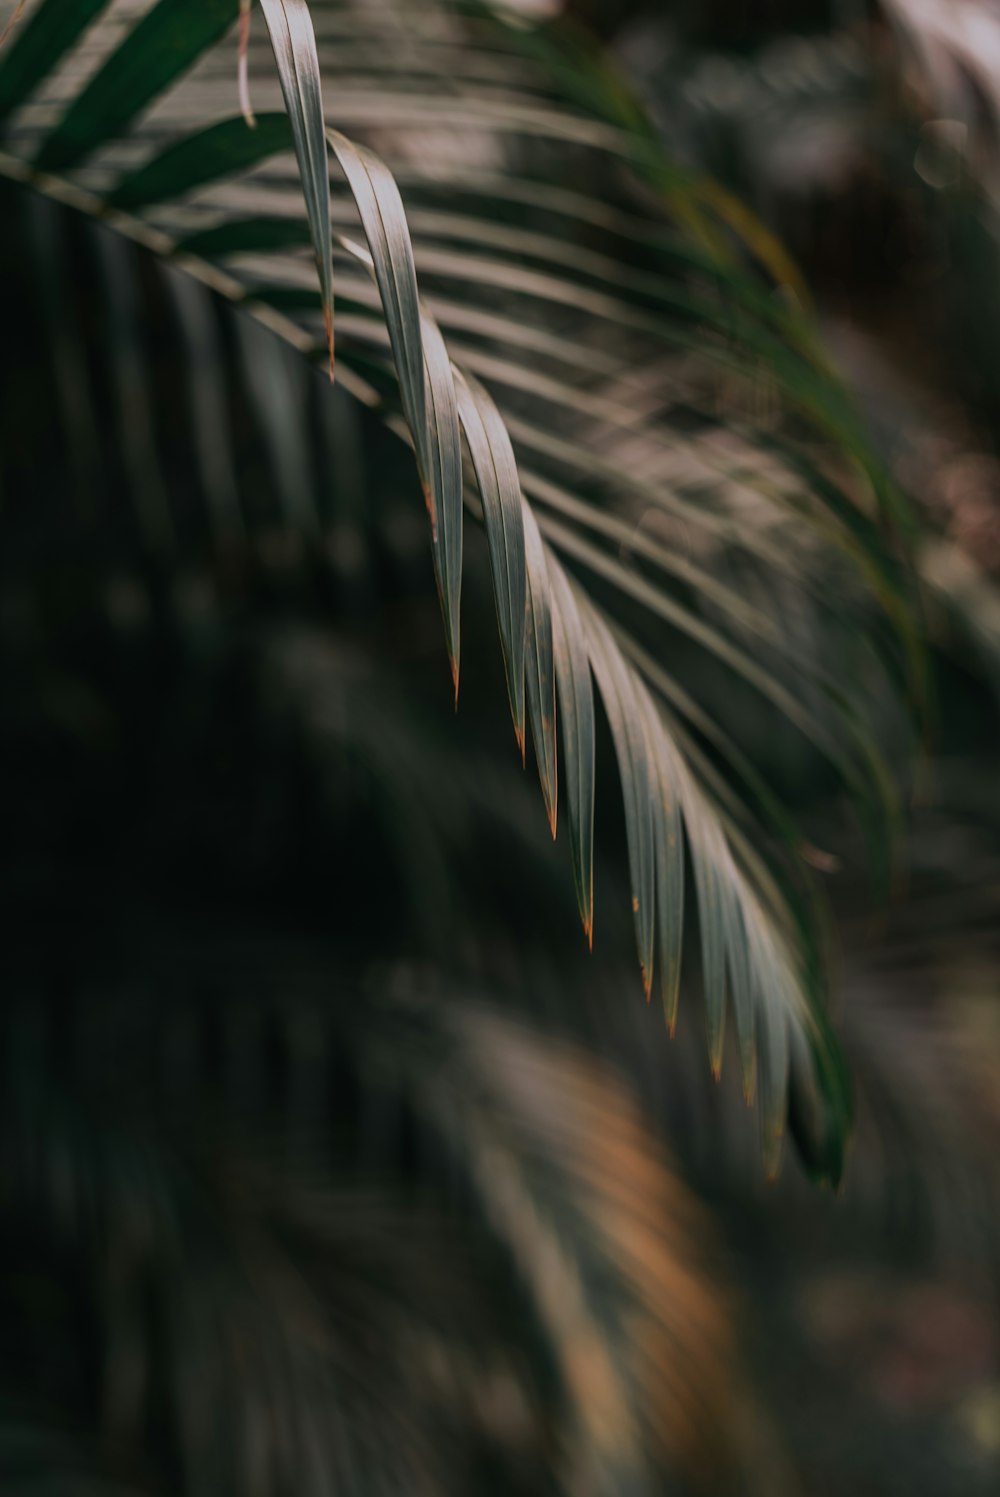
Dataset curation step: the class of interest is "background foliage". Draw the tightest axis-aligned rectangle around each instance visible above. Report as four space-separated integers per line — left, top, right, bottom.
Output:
0 1 998 1494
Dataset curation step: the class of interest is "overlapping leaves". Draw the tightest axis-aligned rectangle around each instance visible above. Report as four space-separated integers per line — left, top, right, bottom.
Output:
0 0 915 1177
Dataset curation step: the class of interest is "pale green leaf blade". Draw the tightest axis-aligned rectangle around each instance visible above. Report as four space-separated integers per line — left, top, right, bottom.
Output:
647 718 684 1037
454 368 526 751
754 969 790 1181
333 210 463 689
258 0 334 371
686 806 728 1079
521 501 557 835
328 129 426 462
548 559 595 943
584 602 655 996
725 887 757 1103
420 308 463 691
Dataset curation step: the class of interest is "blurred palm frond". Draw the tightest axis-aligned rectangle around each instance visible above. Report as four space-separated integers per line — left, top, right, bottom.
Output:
0 0 930 1177
1 944 757 1497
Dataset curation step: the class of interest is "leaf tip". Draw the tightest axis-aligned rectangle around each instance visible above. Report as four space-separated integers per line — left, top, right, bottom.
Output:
421 478 437 529
742 1051 757 1107
537 762 557 839
237 0 257 129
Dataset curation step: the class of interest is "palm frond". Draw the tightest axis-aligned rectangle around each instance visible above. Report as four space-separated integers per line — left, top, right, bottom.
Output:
0 946 753 1497
0 0 923 1175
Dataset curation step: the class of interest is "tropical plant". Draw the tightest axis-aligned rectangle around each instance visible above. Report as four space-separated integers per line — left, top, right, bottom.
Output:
0 0 924 1167
0 1 954 1493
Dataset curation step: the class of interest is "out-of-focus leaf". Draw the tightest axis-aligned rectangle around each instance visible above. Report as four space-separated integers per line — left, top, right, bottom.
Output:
33 0 238 173
0 0 903 1178
110 114 293 210
0 0 110 124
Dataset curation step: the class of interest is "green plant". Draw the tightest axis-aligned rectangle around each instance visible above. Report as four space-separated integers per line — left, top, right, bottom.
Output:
0 0 923 1175
0 2 942 1493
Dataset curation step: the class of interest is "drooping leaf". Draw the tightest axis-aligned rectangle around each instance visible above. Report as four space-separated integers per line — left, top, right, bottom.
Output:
454 367 527 752
585 601 656 997
420 308 463 691
237 0 254 128
646 705 684 1036
257 0 334 372
327 129 426 454
548 559 595 944
326 136 464 686
0 0 905 1178
521 501 557 834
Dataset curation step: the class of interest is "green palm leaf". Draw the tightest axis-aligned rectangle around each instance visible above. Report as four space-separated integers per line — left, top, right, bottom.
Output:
258 0 335 369
0 0 918 1177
